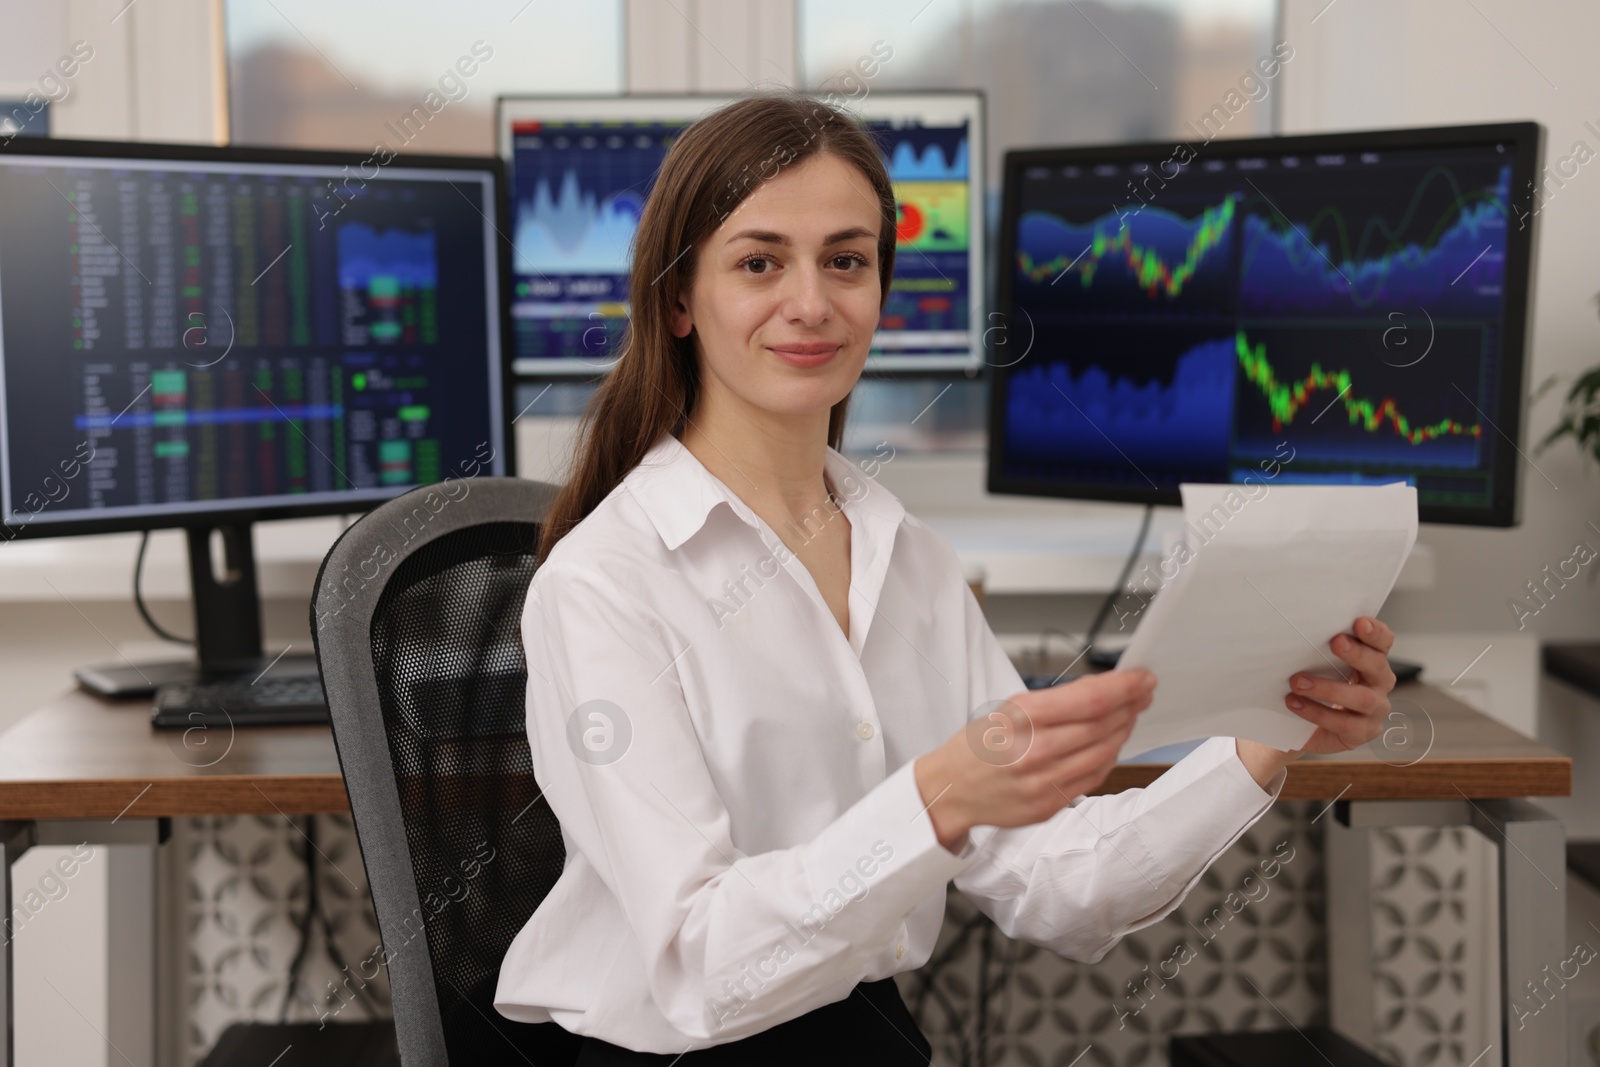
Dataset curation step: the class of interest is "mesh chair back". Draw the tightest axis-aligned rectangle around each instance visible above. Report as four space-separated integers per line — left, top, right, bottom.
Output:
310 478 580 1065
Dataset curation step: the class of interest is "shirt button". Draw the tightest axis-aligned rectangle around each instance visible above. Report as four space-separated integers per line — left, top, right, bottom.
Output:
855 721 874 740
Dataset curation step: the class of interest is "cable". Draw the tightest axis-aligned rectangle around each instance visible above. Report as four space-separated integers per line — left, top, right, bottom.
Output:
1079 503 1155 656
281 814 320 1020
280 815 381 1022
134 530 194 646
975 922 992 1067
979 922 1027 1067
909 901 989 1065
317 893 380 1018
1032 627 1074 669
918 515 1158 1058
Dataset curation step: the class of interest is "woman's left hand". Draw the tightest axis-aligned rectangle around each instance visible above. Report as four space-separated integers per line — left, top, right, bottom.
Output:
1283 616 1398 756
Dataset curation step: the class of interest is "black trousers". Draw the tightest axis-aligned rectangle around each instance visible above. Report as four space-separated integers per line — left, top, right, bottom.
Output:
572 978 933 1065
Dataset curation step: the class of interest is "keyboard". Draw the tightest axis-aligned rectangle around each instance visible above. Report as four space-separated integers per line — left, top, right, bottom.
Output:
152 673 329 728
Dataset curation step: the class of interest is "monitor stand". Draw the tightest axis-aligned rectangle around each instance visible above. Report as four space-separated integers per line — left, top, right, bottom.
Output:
74 522 317 698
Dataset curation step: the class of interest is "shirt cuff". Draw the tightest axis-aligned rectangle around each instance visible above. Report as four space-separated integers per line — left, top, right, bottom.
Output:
1124 735 1286 908
797 757 979 943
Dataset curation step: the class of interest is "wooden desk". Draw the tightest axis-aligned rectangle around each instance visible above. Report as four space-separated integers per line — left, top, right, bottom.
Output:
0 691 350 1067
0 679 1570 824
0 680 1574 1067
0 687 348 819
1109 678 1571 799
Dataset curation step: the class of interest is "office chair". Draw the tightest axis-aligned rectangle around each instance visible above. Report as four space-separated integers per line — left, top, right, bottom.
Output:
310 477 583 1066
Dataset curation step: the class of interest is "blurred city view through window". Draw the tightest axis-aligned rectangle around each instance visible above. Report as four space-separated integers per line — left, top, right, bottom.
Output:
803 0 1278 453
225 0 623 154
225 0 1277 455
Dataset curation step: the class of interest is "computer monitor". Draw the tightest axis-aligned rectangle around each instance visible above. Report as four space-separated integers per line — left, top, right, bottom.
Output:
0 137 513 681
987 121 1544 527
496 91 985 376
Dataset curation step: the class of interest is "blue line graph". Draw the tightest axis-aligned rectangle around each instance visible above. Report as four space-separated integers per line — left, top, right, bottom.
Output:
1239 164 1510 313
77 404 343 431
513 168 646 276
885 135 968 180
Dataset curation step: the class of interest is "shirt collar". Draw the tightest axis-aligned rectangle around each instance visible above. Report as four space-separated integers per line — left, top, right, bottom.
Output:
623 432 905 552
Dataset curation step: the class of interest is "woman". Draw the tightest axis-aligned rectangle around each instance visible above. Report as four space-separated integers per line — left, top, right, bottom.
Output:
494 92 1396 1064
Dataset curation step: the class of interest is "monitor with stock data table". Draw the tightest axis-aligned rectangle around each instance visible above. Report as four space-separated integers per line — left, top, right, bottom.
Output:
0 137 513 686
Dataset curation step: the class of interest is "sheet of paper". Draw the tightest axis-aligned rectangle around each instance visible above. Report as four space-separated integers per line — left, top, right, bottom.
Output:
1115 482 1418 761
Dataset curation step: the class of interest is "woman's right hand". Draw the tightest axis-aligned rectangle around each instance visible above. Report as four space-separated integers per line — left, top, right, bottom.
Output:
913 669 1158 854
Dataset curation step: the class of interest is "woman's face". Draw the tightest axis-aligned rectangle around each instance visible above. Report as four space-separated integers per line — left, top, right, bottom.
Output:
670 151 882 423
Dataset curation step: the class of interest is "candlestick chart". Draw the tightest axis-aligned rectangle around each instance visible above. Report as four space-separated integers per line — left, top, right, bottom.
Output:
995 145 1519 513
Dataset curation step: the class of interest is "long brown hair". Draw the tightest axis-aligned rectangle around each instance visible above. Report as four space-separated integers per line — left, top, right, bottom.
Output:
536 91 899 565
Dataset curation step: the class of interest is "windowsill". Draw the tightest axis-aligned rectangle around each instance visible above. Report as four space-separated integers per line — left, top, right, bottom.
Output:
0 516 349 603
0 450 1435 601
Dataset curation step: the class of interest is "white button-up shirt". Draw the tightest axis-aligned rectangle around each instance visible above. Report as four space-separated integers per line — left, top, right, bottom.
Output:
495 432 1287 1052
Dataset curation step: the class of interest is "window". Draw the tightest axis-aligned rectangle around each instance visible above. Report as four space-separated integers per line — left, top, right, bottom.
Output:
802 0 1281 454
224 0 624 153
226 0 625 460
224 1 1283 457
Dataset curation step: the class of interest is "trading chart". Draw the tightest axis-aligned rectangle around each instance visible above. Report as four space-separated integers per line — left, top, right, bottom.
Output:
504 99 983 371
997 141 1516 512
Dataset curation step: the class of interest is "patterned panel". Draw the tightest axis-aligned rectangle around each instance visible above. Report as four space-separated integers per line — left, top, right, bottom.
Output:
178 802 1495 1066
180 813 392 1065
1369 826 1497 1067
899 800 1327 1066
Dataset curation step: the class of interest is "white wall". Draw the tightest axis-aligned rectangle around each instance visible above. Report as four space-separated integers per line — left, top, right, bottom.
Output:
0 3 225 1063
0 0 226 143
626 0 797 91
1279 0 1600 643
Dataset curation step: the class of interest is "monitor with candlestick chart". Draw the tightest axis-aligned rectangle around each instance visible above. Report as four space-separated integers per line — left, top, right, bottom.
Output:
988 122 1544 527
